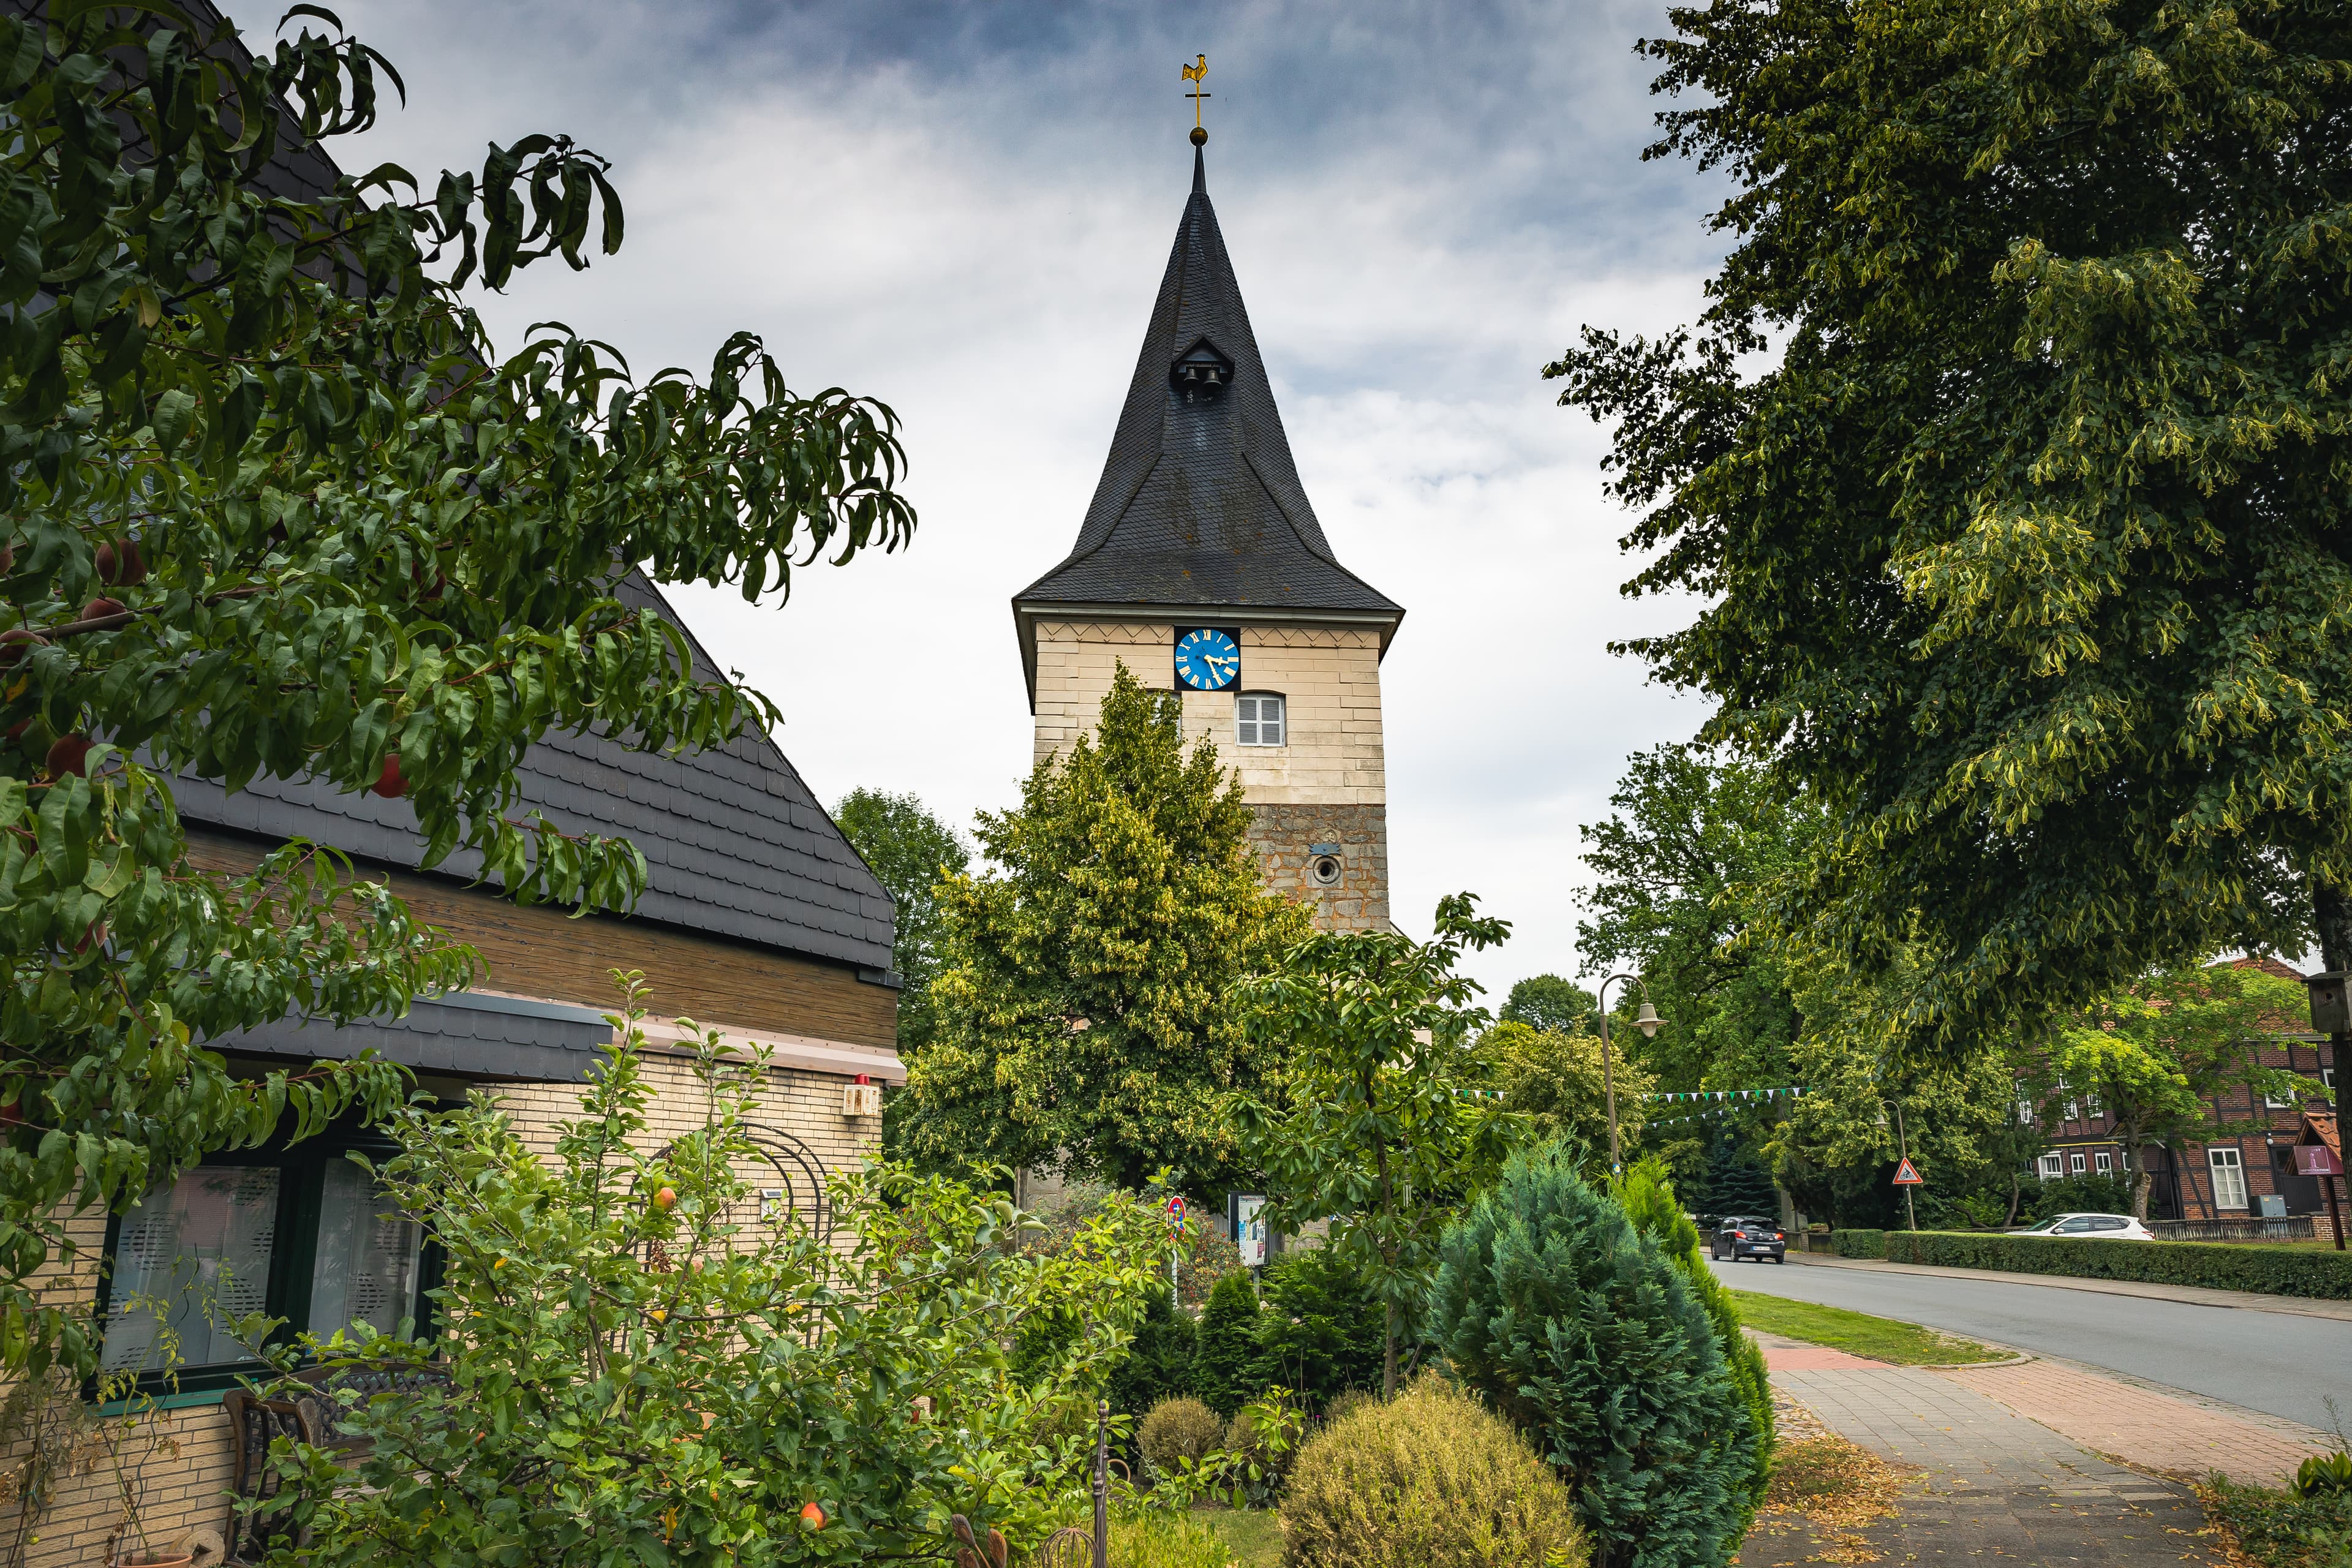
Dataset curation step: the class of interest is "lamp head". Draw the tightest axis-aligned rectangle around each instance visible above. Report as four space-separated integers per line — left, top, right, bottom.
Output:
1633 1000 1664 1039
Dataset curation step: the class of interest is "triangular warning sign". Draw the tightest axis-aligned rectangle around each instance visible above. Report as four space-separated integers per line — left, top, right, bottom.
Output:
1892 1157 1924 1186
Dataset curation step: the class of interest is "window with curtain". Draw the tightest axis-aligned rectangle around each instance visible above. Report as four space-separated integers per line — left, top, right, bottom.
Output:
99 1127 432 1393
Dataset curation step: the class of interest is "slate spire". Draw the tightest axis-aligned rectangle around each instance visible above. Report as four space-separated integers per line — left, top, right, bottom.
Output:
1014 144 1401 638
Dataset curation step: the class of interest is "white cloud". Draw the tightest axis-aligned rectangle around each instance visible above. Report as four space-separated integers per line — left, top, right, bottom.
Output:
233 0 1735 996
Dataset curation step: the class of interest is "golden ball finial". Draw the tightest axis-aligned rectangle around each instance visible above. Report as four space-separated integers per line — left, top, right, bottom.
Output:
1190 126 1207 146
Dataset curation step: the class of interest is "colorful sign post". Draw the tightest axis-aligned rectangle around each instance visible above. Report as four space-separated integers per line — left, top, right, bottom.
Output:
1231 1194 1268 1268
1892 1156 1923 1186
1164 1194 1186 1308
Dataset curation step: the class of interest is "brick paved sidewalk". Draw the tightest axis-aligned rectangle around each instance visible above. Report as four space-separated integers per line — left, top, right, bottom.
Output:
1741 1333 2225 1567
1938 1355 2328 1486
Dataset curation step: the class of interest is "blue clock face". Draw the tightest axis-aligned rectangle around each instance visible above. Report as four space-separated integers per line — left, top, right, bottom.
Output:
1174 627 1241 692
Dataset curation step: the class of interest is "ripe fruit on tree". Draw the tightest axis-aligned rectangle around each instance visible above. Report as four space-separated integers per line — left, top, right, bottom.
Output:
798 1502 827 1530
79 597 125 622
45 735 91 777
94 539 146 586
369 755 407 799
654 1186 678 1211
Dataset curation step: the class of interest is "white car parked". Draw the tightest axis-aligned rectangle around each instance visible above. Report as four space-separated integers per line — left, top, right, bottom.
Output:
2010 1212 2155 1240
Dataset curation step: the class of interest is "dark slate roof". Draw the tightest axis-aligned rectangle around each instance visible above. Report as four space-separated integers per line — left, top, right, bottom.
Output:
175 575 898 977
219 990 611 1082
1015 146 1402 630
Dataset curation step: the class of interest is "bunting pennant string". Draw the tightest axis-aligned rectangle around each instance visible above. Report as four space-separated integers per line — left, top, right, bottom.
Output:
1635 1086 1809 1103
1637 1085 1814 1131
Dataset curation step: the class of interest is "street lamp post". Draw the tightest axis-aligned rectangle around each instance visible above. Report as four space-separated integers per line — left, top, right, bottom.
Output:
1596 973 1666 1174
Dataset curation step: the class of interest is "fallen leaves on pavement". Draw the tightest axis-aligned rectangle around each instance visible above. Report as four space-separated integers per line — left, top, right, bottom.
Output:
1747 1392 1914 1565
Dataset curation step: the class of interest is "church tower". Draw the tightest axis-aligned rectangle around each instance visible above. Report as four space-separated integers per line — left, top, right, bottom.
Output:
1013 140 1404 932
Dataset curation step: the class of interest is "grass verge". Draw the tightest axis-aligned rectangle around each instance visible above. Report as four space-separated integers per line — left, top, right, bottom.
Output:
1729 1290 2003 1365
1203 1507 1283 1567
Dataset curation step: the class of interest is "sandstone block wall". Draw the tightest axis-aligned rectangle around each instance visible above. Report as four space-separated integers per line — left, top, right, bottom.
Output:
1031 620 1392 932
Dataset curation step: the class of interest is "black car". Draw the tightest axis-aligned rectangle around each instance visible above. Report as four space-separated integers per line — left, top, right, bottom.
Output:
1710 1215 1787 1264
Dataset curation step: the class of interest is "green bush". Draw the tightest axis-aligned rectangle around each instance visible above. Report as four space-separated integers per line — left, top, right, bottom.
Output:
1431 1143 1757 1568
1833 1227 1887 1260
1280 1372 1588 1568
1248 1248 1384 1412
1873 1230 2352 1298
1615 1158 1775 1527
1319 1388 1376 1429
1106 1289 1199 1429
2201 1474 2352 1567
2297 1453 2352 1498
1139 1396 1225 1474
1194 1268 1261 1416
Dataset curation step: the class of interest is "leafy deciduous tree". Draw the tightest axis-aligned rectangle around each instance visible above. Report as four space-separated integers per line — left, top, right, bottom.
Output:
1498 974 1599 1037
1479 1020 1652 1173
1229 893 1528 1397
1577 746 1811 1106
902 665 1310 1193
2043 962 2313 1219
0 5 913 1381
832 788 970 1057
1550 0 2352 1062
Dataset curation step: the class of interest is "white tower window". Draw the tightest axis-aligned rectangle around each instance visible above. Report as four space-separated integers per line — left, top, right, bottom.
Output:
1236 692 1285 747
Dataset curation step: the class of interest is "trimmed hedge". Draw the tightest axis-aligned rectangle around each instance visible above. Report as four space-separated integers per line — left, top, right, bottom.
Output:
1832 1227 1886 1260
1869 1229 2352 1298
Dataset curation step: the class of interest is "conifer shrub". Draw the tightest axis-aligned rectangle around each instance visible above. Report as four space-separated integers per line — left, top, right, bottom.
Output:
1194 1268 1262 1415
1280 1373 1586 1568
1138 1396 1225 1474
1615 1158 1775 1526
1106 1289 1199 1429
1431 1144 1757 1568
1248 1248 1384 1409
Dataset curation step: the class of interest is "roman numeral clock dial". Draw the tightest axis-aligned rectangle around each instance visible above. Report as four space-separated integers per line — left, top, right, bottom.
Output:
1174 627 1240 692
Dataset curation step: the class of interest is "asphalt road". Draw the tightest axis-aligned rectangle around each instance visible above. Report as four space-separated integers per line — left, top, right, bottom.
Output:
1707 1254 2352 1432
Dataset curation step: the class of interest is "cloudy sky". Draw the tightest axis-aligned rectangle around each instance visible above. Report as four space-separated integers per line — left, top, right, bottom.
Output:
229 0 1737 998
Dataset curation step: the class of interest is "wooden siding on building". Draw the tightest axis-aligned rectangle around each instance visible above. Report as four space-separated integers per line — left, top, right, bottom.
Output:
183 828 898 1052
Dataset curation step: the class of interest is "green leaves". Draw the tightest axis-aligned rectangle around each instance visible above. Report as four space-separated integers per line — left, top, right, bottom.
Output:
0 3 916 1383
903 664 1310 1192
1229 893 1527 1395
255 988 1163 1568
1555 0 2352 1049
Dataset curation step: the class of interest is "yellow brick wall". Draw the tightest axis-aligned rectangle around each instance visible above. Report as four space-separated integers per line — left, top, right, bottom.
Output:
3 1051 883 1565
